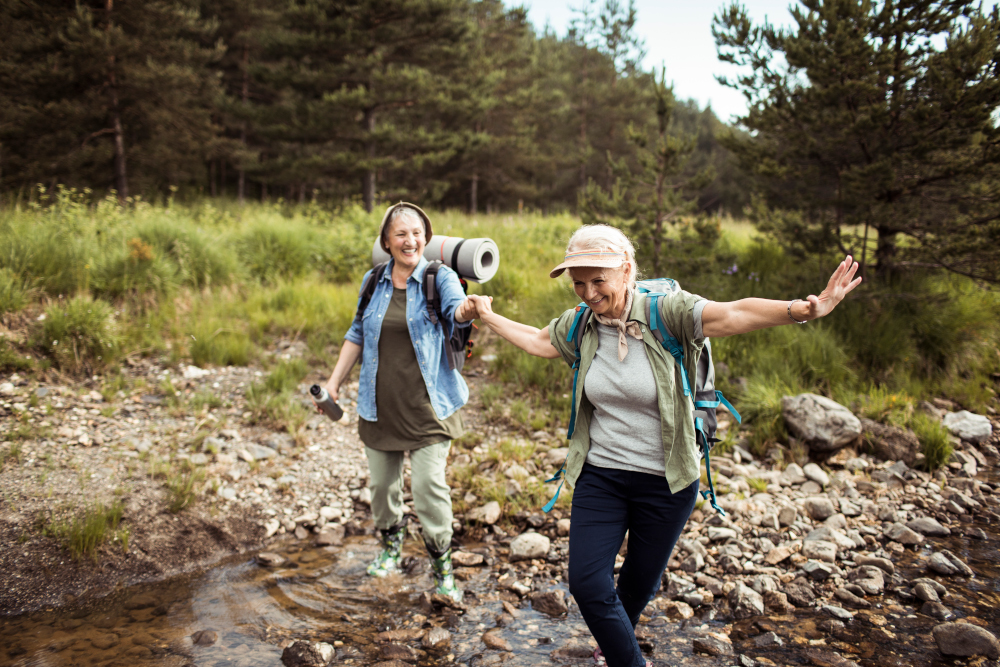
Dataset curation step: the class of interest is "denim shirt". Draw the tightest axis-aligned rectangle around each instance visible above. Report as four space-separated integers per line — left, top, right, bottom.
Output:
345 256 471 422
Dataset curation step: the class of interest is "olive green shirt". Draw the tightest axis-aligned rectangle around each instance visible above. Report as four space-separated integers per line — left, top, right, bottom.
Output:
359 288 464 452
548 290 707 494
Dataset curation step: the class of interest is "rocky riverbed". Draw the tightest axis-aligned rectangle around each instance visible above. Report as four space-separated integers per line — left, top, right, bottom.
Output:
1 353 1000 666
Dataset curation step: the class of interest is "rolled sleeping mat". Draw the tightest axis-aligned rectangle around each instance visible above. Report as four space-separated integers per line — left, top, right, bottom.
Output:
371 235 499 283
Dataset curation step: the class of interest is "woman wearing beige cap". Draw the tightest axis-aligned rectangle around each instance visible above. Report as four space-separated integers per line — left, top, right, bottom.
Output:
322 202 477 601
467 223 860 667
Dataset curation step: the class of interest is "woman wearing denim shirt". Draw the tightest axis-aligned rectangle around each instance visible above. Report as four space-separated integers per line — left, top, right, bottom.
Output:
321 202 476 601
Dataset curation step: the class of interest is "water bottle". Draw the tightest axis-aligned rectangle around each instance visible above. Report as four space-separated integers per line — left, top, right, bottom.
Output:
310 384 344 422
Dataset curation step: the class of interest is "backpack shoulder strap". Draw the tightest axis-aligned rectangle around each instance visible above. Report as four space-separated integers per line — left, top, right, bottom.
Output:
565 303 590 439
423 260 443 325
644 292 692 397
355 262 388 322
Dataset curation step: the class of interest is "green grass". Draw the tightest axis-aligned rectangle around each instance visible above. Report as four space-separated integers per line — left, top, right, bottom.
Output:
245 358 310 438
37 295 120 372
42 500 125 561
909 411 954 471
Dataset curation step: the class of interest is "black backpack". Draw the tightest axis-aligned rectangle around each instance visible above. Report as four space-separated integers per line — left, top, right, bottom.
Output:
354 260 474 372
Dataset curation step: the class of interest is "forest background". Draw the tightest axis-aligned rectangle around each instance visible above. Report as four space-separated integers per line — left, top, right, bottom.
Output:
1 0 1000 469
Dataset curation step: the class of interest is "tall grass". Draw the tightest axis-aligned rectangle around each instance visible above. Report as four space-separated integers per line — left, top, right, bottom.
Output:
43 500 125 561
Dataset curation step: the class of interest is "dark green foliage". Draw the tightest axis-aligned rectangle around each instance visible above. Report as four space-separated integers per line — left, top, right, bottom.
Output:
714 0 1000 283
43 500 125 561
38 296 120 373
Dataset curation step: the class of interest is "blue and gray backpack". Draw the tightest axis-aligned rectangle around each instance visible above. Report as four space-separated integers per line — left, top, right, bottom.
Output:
543 278 741 516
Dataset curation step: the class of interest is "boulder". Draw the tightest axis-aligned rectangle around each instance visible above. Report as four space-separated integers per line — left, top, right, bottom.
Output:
802 463 830 487
928 550 974 577
802 496 837 521
859 418 921 465
727 582 764 620
467 501 501 525
884 522 924 545
509 532 550 561
906 517 951 538
943 411 993 444
780 463 808 485
281 641 334 667
531 590 568 617
801 540 837 563
933 622 1000 658
805 526 855 551
782 394 862 452
423 627 451 650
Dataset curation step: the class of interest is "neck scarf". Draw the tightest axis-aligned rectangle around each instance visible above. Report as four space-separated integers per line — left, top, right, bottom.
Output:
592 289 643 361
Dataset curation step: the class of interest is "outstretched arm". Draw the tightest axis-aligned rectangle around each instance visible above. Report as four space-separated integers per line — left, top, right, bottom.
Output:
702 255 862 338
467 295 561 359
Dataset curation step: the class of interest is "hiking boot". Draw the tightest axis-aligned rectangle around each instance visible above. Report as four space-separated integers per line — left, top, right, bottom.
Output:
430 548 462 602
367 524 405 577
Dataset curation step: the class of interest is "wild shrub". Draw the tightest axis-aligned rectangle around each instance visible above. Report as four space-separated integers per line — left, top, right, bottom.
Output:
91 240 177 304
909 411 953 471
738 375 799 456
38 296 119 372
166 465 206 513
0 268 31 314
236 222 315 283
188 319 251 367
135 220 236 288
0 338 33 372
43 500 125 561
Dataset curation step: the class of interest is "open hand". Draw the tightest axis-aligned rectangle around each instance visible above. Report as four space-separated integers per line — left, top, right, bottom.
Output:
804 255 862 320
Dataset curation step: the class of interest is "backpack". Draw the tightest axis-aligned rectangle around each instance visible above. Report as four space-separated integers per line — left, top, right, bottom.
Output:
355 260 474 372
543 278 741 516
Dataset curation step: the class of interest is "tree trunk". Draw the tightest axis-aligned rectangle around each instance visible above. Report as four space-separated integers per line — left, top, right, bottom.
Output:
210 160 217 197
261 181 267 202
220 160 226 196
874 226 898 282
237 42 249 205
298 183 306 204
363 108 376 212
106 0 128 204
470 172 478 215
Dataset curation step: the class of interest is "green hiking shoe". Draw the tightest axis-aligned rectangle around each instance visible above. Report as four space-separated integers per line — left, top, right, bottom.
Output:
367 525 405 577
430 548 462 602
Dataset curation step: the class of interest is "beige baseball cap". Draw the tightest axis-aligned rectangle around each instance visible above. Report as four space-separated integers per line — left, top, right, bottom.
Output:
378 202 433 252
548 249 627 278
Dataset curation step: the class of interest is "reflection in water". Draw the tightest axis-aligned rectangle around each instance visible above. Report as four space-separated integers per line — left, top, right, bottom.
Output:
2 483 999 667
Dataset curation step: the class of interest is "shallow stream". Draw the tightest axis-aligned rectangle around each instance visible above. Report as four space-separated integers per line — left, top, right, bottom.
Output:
3 481 999 667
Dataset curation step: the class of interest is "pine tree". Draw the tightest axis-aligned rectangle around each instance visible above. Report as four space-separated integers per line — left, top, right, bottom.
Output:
580 68 712 275
714 0 1000 283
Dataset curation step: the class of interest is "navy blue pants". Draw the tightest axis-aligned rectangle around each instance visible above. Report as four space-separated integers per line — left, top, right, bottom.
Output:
568 463 698 667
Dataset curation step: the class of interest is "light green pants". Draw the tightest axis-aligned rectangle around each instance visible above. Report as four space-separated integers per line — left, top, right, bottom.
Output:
364 441 453 554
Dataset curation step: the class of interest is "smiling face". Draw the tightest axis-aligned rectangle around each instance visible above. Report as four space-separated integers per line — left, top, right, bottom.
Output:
569 264 632 319
386 212 427 272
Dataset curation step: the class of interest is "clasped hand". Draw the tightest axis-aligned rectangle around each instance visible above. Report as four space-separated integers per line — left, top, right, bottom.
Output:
456 294 494 322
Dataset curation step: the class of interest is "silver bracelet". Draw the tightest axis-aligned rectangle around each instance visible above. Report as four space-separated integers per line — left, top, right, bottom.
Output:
788 299 808 324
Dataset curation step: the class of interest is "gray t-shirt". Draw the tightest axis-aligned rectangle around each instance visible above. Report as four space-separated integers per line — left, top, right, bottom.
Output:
584 323 665 476
583 299 709 477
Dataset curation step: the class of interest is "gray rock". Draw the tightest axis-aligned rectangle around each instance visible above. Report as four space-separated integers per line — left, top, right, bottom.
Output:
509 532 550 561
932 622 1000 658
281 640 334 667
801 540 837 563
778 506 797 526
906 517 951 537
802 560 839 581
859 418 921 465
928 550 974 577
846 566 884 595
257 552 286 567
803 649 860 667
943 411 993 444
727 582 764 620
780 463 808 485
708 526 738 542
805 526 855 551
219 487 237 500
134 439 152 454
802 463 830 487
912 578 948 597
248 443 278 460
803 496 837 521
782 394 862 452
680 553 705 573
921 601 953 620
834 587 870 609
531 590 568 616
913 582 940 603
468 501 502 525
855 556 894 576
754 631 783 647
423 627 451 650
692 635 733 656
884 522 924 545
821 605 854 620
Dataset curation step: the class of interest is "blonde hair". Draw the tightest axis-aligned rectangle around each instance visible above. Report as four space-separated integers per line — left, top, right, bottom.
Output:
565 224 639 288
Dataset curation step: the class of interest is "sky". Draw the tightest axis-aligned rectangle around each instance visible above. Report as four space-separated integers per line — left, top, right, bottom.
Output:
521 0 999 123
